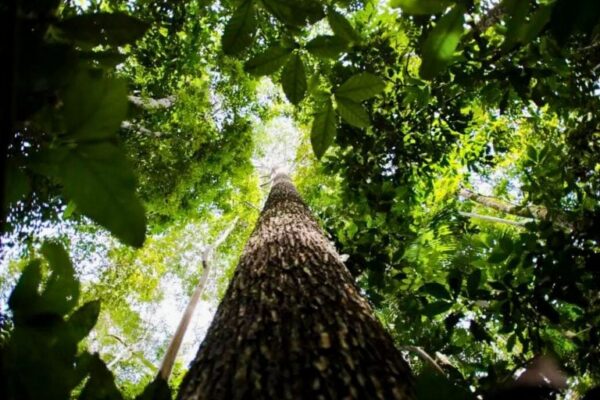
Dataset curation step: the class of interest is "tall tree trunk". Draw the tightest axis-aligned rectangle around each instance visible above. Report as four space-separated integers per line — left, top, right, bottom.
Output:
177 173 413 400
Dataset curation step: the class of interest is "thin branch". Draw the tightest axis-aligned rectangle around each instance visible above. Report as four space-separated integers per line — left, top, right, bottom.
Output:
401 346 446 376
458 188 573 230
459 211 529 227
157 259 210 381
121 121 164 137
157 218 240 381
128 95 176 110
243 201 260 212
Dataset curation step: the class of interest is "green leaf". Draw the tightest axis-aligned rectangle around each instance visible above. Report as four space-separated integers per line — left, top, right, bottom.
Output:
423 300 452 317
448 270 462 297
420 283 452 300
221 0 256 55
59 142 146 247
467 269 482 295
335 72 386 102
63 70 128 142
488 250 509 264
262 0 324 27
521 5 553 43
78 353 123 400
327 9 361 43
306 35 348 59
8 260 42 317
56 12 149 46
41 241 80 316
419 5 465 80
135 377 171 400
244 46 292 76
416 366 474 400
502 0 529 49
281 53 307 105
311 99 337 159
335 96 370 128
390 0 455 15
68 301 101 343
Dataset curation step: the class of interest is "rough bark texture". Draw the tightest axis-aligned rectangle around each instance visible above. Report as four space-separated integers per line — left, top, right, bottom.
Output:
177 174 413 400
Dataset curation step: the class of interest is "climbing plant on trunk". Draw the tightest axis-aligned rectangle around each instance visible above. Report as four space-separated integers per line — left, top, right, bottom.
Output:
177 173 414 399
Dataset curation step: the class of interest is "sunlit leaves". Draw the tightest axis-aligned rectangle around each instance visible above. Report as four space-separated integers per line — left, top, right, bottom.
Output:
311 98 337 159
327 9 361 43
334 72 386 102
419 5 465 80
334 96 370 128
63 71 128 141
390 0 455 15
281 53 307 105
60 143 146 248
56 12 149 46
244 46 291 76
222 0 256 55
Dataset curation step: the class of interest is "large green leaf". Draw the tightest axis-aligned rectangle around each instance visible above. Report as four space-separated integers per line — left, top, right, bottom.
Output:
59 142 146 247
40 241 80 316
334 72 386 102
420 282 451 300
244 46 292 76
423 300 452 317
221 0 256 55
306 35 348 59
68 301 101 343
63 70 128 142
56 12 149 46
419 5 465 80
334 95 370 128
310 99 337 159
8 260 42 318
78 353 124 400
416 366 474 400
281 53 307 105
327 9 361 43
262 0 324 27
390 0 455 15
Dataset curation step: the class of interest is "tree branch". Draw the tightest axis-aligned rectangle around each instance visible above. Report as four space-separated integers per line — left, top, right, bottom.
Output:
459 211 529 227
458 188 573 230
128 95 176 110
157 217 239 381
401 346 446 376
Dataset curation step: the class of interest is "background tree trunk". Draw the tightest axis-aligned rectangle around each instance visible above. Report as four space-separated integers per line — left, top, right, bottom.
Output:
177 173 413 399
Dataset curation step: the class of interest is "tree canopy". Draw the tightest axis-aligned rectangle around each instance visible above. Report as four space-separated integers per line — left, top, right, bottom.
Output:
1 0 599 399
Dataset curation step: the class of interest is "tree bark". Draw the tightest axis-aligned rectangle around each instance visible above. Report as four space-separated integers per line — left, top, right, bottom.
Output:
177 173 413 400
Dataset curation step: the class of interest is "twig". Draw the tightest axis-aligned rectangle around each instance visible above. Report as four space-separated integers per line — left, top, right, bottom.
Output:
401 345 446 376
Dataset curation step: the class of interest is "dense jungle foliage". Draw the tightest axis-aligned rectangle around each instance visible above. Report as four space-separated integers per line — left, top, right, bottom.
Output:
1 0 599 398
